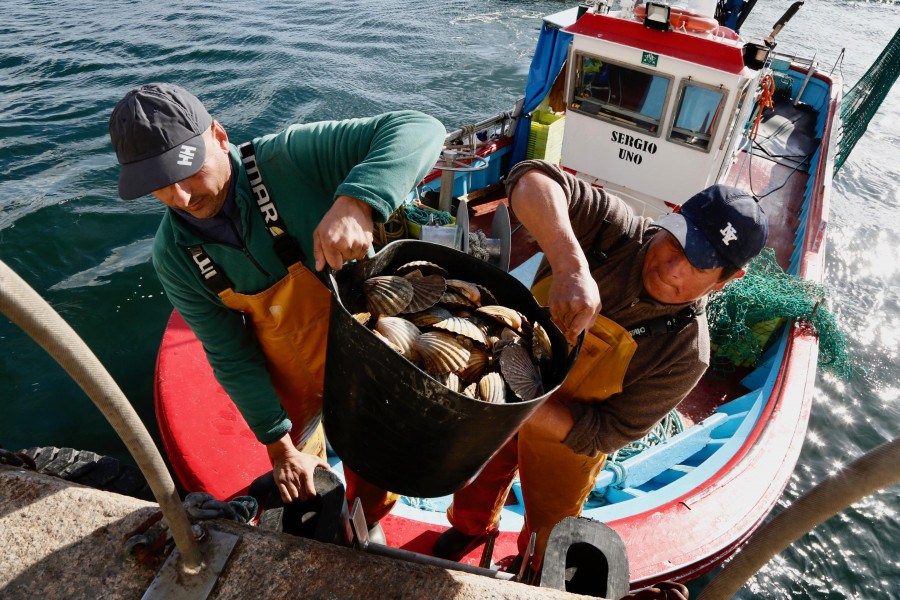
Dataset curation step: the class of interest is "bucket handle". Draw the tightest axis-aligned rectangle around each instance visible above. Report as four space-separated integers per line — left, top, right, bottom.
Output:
325 269 346 311
569 330 585 363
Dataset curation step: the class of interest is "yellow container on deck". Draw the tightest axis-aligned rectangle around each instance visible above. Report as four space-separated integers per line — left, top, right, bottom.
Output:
527 111 566 164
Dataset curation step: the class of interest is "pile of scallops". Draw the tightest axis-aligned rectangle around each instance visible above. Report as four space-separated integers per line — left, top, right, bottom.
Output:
352 260 553 404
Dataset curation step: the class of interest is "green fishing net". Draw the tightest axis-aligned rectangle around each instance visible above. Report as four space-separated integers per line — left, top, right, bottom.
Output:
706 248 854 379
609 411 685 462
836 25 900 172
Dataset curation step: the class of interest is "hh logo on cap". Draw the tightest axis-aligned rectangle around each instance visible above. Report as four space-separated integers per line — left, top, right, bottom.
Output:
177 144 197 167
720 222 738 246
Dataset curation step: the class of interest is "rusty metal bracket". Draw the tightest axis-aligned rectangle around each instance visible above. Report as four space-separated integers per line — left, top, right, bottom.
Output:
141 529 239 600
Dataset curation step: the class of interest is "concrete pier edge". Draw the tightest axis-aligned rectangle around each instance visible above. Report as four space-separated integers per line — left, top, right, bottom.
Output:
0 466 601 600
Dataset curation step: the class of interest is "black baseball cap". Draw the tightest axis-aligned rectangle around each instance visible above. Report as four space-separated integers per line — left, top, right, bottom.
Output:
109 83 212 200
655 184 769 270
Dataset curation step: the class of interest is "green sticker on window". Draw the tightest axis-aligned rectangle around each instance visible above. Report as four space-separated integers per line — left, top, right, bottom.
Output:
641 52 659 67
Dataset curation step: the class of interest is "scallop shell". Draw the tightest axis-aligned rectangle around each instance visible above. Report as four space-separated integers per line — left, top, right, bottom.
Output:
432 317 488 346
474 283 499 306
363 276 414 316
501 327 523 345
532 322 552 364
478 372 506 404
402 273 447 313
492 327 524 355
375 316 421 359
454 335 475 350
352 312 372 326
440 290 475 307
373 330 404 354
468 313 502 337
413 331 471 375
462 382 478 399
476 305 526 333
499 345 544 401
445 279 481 305
406 306 453 328
394 260 449 278
442 372 461 393
457 347 491 382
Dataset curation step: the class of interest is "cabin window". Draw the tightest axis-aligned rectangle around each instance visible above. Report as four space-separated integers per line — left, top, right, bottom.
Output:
569 53 671 136
667 81 728 152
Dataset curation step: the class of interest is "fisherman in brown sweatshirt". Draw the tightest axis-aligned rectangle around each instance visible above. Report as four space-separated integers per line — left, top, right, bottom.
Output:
433 159 770 571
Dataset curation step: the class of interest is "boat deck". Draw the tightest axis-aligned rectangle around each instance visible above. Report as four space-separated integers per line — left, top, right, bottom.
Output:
724 98 819 272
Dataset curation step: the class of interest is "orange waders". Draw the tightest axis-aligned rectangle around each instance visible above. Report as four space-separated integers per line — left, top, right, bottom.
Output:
217 264 399 523
447 275 637 567
193 141 399 523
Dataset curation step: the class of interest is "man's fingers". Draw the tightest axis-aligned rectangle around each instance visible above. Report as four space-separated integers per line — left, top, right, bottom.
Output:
313 233 326 271
316 232 362 271
552 304 596 342
323 243 345 271
301 471 317 499
569 309 595 338
278 482 296 504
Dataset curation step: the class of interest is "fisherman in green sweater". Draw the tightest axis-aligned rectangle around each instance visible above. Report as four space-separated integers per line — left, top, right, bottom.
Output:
109 83 445 540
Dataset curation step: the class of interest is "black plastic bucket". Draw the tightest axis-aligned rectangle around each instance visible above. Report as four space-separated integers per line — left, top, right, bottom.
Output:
323 240 581 498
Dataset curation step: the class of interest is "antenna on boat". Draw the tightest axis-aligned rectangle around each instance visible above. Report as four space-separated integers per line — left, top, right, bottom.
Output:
767 0 803 42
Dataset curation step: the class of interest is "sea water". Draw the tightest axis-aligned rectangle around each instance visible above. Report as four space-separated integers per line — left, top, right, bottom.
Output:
2 1 899 597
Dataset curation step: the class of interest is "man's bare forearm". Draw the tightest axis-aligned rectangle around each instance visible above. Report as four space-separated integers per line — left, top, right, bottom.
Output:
509 169 587 277
509 169 601 340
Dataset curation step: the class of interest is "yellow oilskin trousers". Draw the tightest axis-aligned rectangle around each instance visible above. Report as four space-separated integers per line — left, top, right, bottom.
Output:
219 262 399 523
447 275 637 567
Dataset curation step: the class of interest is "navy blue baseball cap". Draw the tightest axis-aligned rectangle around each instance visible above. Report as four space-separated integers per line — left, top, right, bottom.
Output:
655 184 769 270
109 83 212 200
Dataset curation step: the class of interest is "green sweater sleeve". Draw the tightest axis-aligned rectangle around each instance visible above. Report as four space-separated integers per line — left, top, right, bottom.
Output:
279 110 446 223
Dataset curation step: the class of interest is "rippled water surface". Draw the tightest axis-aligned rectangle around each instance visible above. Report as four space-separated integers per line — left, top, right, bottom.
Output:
2 1 899 597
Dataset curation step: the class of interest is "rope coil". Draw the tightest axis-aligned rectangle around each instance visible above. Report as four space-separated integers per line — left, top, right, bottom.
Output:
404 205 453 226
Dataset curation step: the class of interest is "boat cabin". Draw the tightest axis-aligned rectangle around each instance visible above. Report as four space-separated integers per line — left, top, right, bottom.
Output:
553 5 766 217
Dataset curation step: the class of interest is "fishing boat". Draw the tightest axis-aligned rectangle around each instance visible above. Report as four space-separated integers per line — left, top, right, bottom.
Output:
155 0 840 591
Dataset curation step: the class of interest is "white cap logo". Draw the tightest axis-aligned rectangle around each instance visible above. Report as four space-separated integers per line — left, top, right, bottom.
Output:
177 144 197 167
720 222 738 246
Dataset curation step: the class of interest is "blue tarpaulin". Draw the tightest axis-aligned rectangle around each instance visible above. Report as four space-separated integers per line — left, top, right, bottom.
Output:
718 0 745 30
511 21 574 166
